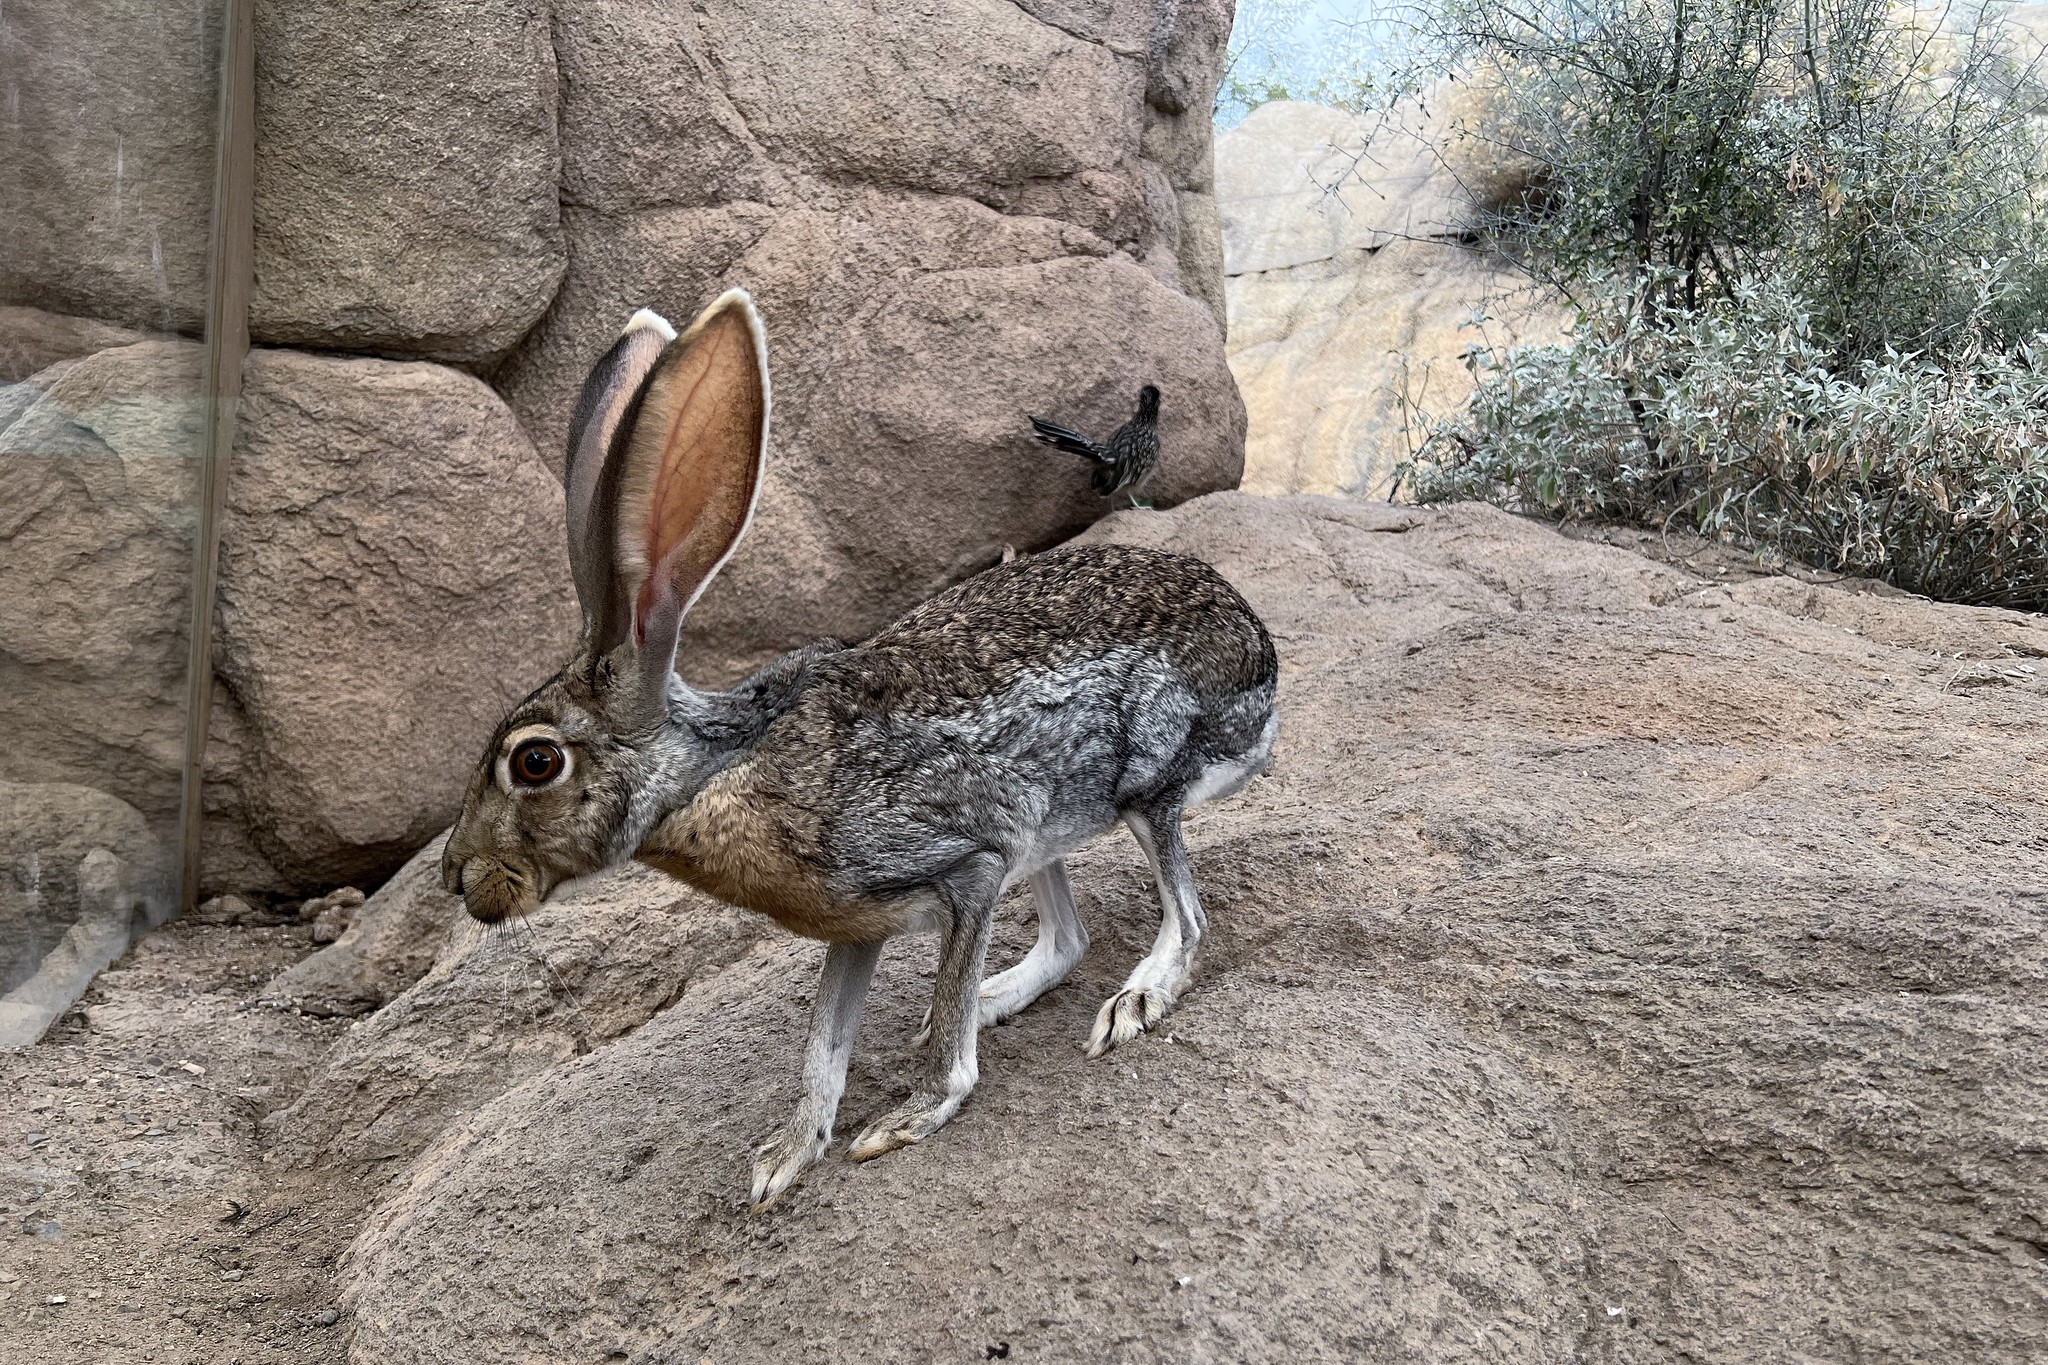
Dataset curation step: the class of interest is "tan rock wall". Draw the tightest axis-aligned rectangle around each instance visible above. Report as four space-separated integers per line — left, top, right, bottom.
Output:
1217 96 1564 499
0 343 577 894
0 2 1246 896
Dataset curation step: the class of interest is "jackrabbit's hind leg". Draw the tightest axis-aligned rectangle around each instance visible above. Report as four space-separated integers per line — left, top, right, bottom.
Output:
912 859 1087 1044
977 859 1089 1025
848 856 1001 1162
751 939 883 1206
1088 802 1203 1059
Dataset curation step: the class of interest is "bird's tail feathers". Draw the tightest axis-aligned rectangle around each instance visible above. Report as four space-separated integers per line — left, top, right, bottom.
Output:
1028 416 1107 462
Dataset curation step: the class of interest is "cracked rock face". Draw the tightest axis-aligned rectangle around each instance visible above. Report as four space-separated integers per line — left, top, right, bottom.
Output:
1217 96 1565 500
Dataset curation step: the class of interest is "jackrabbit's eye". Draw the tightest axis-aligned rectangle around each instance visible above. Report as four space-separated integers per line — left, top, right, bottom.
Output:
509 740 565 789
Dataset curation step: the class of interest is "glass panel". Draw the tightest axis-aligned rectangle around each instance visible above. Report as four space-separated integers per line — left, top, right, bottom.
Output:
0 1 227 1044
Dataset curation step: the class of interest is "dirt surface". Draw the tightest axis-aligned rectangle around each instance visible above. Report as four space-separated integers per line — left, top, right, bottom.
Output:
7 492 2048 1363
0 912 354 1364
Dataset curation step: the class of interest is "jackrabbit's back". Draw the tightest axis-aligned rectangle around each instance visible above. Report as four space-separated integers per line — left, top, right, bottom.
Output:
850 543 1274 712
708 545 1274 898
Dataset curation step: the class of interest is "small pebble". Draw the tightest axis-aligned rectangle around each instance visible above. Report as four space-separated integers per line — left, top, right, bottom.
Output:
221 1269 244 1282
47 1294 67 1305
315 1309 340 1327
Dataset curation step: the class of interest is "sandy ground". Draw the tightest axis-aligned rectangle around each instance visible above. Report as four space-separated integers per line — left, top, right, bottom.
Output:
1 913 354 1365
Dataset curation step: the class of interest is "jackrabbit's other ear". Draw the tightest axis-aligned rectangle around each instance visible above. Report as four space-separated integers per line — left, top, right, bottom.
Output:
611 288 770 693
564 308 675 652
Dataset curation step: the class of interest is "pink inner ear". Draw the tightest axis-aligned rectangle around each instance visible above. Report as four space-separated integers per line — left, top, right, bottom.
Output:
627 313 758 644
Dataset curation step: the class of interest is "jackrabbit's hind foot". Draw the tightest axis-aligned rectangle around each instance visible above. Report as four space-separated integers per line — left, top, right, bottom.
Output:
749 1121 831 1208
1085 986 1171 1059
844 1091 967 1163
975 947 1080 1026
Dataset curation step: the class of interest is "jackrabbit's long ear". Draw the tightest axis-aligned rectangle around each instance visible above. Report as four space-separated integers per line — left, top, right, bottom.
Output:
564 308 675 651
610 289 770 697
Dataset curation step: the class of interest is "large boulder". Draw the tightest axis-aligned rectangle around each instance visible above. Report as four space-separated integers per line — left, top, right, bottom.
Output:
0 342 578 896
0 2 222 334
495 0 1245 679
250 0 565 364
1217 98 1564 498
302 493 2047 1361
0 0 563 363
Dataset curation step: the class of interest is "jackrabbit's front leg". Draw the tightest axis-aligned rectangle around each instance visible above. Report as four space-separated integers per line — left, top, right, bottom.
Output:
847 860 999 1161
751 940 882 1205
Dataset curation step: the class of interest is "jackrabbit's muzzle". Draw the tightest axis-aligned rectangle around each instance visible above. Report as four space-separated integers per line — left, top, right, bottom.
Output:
454 855 540 924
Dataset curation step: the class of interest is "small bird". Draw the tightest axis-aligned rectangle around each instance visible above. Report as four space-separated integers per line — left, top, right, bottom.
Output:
1029 384 1161 507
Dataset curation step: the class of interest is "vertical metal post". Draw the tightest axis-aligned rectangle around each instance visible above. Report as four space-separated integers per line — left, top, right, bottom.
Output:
177 0 255 915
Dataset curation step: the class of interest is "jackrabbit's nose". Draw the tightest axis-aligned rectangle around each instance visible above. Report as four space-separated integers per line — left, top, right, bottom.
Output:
456 856 535 924
439 841 466 894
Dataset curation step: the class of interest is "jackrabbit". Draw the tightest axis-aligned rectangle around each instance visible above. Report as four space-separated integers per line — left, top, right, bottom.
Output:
441 292 1278 1205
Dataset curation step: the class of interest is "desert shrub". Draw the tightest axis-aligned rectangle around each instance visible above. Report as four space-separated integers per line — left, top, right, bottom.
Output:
1401 0 2048 604
1425 0 2048 358
1406 280 2048 608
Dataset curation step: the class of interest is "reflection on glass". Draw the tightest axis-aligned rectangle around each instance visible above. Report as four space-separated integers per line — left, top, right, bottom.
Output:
0 2 224 1043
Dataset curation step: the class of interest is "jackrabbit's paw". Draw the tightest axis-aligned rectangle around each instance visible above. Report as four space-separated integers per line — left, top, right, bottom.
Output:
750 1122 830 1207
1085 986 1170 1059
844 1092 963 1163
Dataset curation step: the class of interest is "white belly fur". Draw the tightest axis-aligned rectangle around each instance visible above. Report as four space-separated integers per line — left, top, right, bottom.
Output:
1184 711 1279 809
